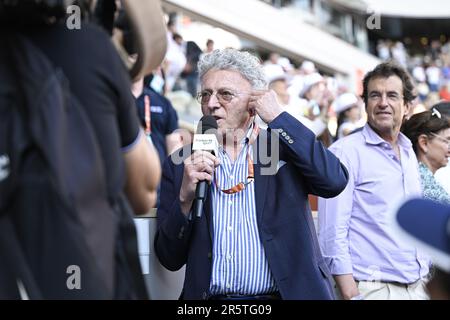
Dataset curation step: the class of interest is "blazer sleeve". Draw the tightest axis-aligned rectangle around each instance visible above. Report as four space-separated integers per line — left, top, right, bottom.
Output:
268 111 348 198
154 157 193 271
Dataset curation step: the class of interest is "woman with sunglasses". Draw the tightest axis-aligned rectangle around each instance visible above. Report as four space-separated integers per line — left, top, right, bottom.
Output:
402 108 450 204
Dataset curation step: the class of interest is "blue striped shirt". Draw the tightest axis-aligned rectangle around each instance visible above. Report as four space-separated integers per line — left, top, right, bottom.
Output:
209 139 277 295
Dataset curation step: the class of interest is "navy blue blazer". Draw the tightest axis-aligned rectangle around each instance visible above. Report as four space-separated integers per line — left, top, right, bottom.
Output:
155 112 348 300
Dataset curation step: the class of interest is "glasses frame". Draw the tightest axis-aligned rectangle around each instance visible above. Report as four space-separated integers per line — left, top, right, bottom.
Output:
196 89 250 105
430 132 450 149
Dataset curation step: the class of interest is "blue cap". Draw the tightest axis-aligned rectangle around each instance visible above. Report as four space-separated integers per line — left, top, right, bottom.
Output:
396 198 450 272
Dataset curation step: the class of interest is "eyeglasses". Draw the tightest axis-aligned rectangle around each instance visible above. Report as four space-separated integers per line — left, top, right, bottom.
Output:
368 91 403 103
196 89 247 105
430 132 450 148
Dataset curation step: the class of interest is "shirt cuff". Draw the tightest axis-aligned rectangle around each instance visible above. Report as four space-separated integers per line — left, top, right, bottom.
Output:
268 111 288 128
325 255 354 275
163 198 192 241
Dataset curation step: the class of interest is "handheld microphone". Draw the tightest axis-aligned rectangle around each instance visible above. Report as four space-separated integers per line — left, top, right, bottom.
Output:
192 115 218 219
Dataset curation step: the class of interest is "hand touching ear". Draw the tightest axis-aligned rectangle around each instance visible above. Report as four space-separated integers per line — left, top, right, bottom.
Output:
248 90 283 124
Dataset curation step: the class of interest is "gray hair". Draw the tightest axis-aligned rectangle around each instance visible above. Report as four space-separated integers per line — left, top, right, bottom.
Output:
198 48 267 89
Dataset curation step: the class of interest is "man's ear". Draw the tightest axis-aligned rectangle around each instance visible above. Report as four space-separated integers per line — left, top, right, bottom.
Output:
404 101 412 120
417 134 429 154
248 102 256 116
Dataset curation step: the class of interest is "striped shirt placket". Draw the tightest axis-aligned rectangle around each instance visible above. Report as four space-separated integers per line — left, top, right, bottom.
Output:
209 133 276 295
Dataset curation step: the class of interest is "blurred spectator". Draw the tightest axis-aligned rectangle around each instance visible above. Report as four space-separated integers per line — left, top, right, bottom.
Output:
265 71 327 136
402 109 450 204
145 66 167 95
277 56 294 73
300 60 316 75
333 93 364 139
426 62 441 92
198 39 215 67
442 63 450 81
412 64 426 84
424 92 442 109
132 77 183 166
300 72 327 118
434 102 450 194
376 37 450 109
439 83 450 101
429 40 442 61
391 41 408 67
287 60 316 100
266 73 290 105
164 32 187 92
408 96 427 117
205 39 214 53
180 38 203 97
376 40 391 61
417 82 430 102
300 72 334 146
267 52 280 65
132 76 183 207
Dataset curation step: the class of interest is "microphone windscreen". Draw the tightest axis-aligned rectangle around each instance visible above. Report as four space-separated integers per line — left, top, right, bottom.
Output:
197 115 218 134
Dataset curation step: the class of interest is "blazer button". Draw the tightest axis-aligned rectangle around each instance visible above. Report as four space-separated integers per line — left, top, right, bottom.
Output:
285 135 290 140
277 128 283 134
202 292 208 300
208 252 212 259
289 139 294 144
281 132 287 137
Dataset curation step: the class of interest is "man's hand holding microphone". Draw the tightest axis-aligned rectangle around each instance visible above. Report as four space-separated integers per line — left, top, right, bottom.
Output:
179 116 220 218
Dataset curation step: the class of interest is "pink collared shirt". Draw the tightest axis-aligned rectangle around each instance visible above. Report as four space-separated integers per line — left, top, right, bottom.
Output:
318 124 430 283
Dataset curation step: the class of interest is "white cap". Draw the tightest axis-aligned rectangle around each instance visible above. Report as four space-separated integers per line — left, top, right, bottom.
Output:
333 93 358 114
263 64 288 85
300 72 323 97
278 57 294 72
300 60 315 73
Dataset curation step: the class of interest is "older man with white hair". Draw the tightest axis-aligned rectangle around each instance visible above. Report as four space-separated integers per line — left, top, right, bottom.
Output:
155 48 349 300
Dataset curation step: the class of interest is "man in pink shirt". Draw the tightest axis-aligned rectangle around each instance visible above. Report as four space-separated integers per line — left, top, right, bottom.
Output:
318 62 430 300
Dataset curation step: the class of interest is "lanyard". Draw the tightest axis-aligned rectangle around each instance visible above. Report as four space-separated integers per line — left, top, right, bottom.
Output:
214 123 260 195
144 95 151 136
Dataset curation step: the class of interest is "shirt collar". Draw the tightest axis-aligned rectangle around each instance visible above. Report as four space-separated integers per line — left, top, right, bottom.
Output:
362 123 412 149
218 122 254 156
